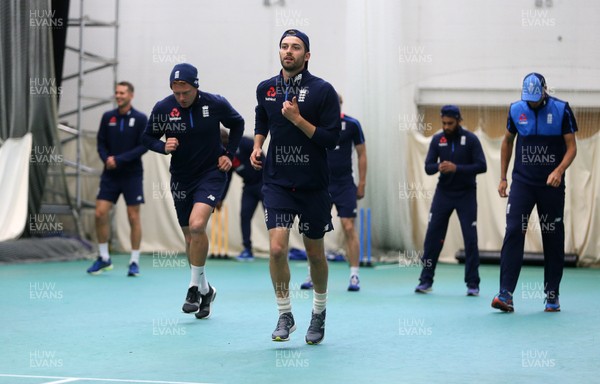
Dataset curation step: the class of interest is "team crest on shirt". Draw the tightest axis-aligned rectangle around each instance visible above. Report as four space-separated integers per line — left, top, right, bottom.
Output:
547 113 553 124
438 136 448 147
341 121 346 131
518 113 528 125
202 105 209 117
298 88 308 102
108 116 117 126
169 108 181 122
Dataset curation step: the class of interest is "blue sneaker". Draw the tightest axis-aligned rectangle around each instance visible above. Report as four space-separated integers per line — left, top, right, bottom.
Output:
127 262 140 277
491 289 514 312
236 249 254 262
415 281 432 294
544 293 560 312
347 275 360 291
300 276 313 290
87 257 113 274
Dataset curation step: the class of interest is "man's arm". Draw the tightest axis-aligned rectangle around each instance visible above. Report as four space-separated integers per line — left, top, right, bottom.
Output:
142 105 169 154
547 133 577 188
498 130 516 197
281 86 340 149
424 138 440 175
355 143 367 199
455 136 487 175
114 115 149 166
250 134 266 170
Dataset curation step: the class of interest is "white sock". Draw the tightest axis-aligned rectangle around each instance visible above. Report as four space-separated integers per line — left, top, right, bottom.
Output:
313 291 327 314
277 297 292 315
130 250 140 264
190 265 202 288
350 266 359 277
193 266 209 295
98 243 110 262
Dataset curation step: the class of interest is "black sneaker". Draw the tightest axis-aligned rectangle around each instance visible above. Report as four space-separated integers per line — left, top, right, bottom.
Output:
305 310 326 345
195 285 217 319
182 286 200 313
272 312 296 342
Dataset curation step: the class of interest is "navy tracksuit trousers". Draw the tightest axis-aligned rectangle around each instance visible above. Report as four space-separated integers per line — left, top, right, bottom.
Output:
419 188 480 287
500 179 565 295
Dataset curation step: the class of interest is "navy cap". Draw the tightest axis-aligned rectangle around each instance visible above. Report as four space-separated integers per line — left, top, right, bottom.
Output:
521 73 546 102
170 63 199 88
280 29 310 52
440 105 462 120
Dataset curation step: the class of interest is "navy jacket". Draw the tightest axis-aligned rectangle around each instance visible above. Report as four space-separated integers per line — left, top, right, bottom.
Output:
328 113 365 185
255 69 340 191
507 96 578 187
425 126 487 191
97 107 148 176
143 91 244 183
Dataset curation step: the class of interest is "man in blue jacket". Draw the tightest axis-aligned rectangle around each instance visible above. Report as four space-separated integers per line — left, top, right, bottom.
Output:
143 63 244 319
87 81 148 277
415 105 487 296
251 29 340 344
492 73 577 313
218 130 263 262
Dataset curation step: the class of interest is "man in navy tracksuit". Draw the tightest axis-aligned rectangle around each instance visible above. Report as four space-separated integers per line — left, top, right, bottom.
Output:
218 131 263 261
492 73 577 313
415 105 487 296
87 81 148 277
143 63 244 319
251 29 340 344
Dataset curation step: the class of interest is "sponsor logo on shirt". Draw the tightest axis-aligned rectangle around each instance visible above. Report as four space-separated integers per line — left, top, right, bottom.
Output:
108 116 117 126
547 113 553 124
265 86 277 101
169 108 181 122
129 117 135 127
438 136 448 147
202 105 209 117
518 113 528 125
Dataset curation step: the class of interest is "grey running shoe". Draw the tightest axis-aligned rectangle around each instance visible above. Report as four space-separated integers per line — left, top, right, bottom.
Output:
195 285 217 319
305 310 326 345
182 286 200 313
272 312 296 342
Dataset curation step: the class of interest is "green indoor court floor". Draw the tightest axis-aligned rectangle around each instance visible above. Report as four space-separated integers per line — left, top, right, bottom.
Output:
1 254 599 384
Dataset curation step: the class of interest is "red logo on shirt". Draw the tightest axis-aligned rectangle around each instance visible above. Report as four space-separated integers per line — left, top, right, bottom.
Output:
519 113 527 124
266 87 276 97
170 108 180 118
439 136 448 147
108 116 117 126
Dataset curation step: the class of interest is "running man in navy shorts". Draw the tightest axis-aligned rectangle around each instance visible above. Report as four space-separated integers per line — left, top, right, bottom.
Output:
143 63 244 319
492 73 577 313
300 93 367 291
251 29 340 344
87 81 148 277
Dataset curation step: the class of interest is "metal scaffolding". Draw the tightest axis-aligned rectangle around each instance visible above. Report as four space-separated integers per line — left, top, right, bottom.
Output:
53 0 119 238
